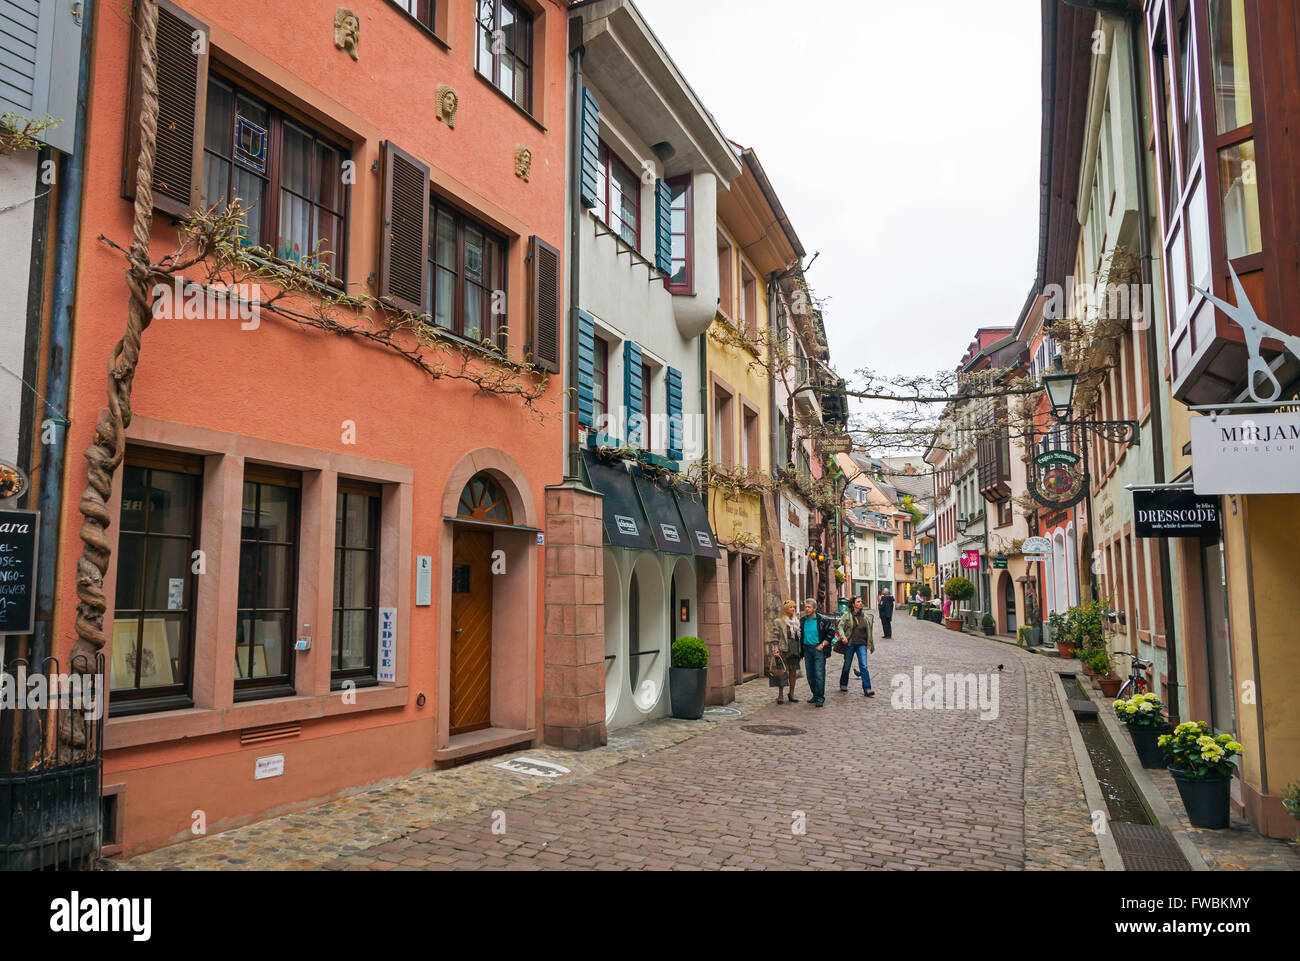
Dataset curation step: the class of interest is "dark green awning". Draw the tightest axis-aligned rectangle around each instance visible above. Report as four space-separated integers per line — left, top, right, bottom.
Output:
581 449 655 551
631 466 693 555
672 483 722 559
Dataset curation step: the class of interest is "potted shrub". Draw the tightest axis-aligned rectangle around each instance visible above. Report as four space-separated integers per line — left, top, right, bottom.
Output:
1113 693 1172 769
1160 722 1244 829
669 636 710 720
943 577 974 631
1048 611 1074 658
981 612 995 636
1089 646 1122 696
1283 780 1299 844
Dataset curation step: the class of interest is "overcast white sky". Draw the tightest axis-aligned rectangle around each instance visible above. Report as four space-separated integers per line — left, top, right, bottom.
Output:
637 0 1043 439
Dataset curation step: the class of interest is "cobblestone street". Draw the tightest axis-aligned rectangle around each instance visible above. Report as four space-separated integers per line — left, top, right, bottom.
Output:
124 613 1109 871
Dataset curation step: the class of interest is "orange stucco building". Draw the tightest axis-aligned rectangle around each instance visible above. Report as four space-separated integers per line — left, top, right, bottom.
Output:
60 0 571 856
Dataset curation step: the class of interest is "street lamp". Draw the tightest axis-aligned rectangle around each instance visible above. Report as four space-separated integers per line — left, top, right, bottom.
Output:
1042 356 1077 418
1041 354 1140 447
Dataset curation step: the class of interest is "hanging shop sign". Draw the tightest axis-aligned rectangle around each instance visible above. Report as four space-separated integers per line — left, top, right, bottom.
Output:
1189 412 1300 495
0 508 38 636
1020 536 1051 561
960 550 980 570
1133 490 1221 538
992 555 1008 569
1028 449 1088 509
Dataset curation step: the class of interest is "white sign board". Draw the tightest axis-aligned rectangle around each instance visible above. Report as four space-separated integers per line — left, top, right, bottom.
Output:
377 607 397 682
415 555 432 607
1021 536 1051 561
254 754 284 780
1190 412 1300 495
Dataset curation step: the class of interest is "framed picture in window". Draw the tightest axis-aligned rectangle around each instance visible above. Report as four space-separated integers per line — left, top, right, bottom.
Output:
112 617 175 689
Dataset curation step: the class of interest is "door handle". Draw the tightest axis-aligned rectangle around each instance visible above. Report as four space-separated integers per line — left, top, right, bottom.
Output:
454 628 464 634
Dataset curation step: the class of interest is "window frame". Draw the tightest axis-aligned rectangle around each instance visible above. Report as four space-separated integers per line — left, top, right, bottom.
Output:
592 336 610 427
202 73 352 285
235 468 302 701
595 141 641 249
109 451 204 716
391 0 437 33
332 481 382 689
665 174 693 294
428 194 510 350
475 0 534 112
717 231 734 318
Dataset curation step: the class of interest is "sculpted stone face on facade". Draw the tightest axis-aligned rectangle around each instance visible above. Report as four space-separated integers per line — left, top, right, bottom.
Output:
334 9 360 60
437 84 459 128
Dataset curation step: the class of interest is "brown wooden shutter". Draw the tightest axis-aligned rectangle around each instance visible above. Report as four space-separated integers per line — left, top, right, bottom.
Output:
528 235 561 373
377 141 431 313
121 0 210 219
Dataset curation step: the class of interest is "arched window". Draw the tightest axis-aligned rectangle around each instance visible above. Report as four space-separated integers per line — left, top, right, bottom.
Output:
457 473 513 524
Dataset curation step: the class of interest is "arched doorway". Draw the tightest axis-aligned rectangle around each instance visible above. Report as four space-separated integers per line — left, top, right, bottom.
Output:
449 473 512 734
1000 572 1016 634
628 552 666 713
437 449 539 760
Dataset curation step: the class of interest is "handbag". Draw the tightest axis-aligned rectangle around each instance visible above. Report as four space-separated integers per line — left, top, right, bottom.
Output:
832 639 847 655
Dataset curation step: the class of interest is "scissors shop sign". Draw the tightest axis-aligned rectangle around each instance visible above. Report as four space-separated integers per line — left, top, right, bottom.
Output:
1190 412 1300 495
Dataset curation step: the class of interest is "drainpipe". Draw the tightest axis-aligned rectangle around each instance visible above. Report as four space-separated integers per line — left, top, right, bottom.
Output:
766 272 779 471
26 0 95 760
698 330 709 512
564 16 585 483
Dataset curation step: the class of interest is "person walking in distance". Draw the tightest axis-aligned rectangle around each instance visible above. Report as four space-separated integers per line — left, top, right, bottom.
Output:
836 596 875 697
799 598 836 707
877 587 895 638
769 600 803 704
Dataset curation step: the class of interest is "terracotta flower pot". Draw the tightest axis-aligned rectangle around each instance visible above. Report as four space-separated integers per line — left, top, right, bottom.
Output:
945 617 963 631
1056 641 1075 658
1097 673 1123 697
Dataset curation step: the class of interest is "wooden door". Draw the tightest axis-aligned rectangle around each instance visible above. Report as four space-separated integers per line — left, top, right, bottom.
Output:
450 529 493 734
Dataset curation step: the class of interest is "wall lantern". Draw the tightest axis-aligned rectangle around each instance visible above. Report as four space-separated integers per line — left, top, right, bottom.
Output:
679 599 690 623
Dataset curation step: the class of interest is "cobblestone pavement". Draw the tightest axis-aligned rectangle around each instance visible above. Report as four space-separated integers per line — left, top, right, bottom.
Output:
121 613 1107 870
320 615 1103 871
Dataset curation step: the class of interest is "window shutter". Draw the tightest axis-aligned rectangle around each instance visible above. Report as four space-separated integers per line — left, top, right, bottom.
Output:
579 87 600 209
666 366 683 461
623 341 644 447
377 140 430 313
121 0 209 218
527 235 561 373
0 0 81 155
654 179 672 274
576 311 596 429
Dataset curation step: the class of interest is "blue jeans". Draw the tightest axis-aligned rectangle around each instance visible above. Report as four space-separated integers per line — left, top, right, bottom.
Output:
839 645 872 692
802 644 826 703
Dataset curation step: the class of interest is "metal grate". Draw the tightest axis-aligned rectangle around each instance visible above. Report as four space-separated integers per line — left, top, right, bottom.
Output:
239 722 301 747
1111 821 1192 871
741 725 806 737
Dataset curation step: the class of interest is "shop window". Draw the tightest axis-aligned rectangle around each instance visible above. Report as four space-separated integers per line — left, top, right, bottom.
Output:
110 453 203 714
475 0 534 111
429 198 508 346
202 76 349 280
236 469 301 699
332 483 381 687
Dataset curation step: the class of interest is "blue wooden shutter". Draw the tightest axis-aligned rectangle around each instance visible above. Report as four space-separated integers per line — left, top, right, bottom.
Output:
666 366 683 461
579 88 601 209
654 179 672 274
576 311 596 428
624 341 644 447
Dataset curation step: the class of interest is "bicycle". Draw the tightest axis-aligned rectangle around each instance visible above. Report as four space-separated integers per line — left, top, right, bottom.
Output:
1114 650 1153 699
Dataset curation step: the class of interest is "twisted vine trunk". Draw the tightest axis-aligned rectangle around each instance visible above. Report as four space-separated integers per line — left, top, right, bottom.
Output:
62 0 160 749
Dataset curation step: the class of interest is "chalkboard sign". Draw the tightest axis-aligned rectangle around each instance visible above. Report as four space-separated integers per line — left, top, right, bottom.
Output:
0 509 38 635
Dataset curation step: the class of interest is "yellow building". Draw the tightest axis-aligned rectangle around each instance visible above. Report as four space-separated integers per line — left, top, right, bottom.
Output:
707 146 804 683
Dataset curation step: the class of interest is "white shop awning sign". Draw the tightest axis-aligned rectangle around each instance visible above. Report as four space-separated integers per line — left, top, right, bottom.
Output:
1189 412 1300 495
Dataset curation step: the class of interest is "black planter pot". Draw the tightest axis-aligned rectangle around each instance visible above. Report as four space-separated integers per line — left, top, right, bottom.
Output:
982 626 994 636
1169 767 1232 829
1127 724 1171 769
669 667 709 720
